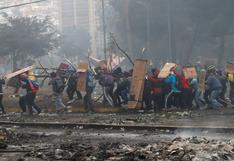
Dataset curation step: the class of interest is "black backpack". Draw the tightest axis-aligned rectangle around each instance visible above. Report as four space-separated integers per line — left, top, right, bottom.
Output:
55 79 65 93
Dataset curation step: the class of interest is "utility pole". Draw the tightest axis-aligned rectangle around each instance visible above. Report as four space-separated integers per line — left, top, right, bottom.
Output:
101 0 107 60
136 1 150 59
167 0 176 63
146 4 150 56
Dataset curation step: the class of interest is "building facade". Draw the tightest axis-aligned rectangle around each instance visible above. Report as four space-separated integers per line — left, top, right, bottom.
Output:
58 0 100 56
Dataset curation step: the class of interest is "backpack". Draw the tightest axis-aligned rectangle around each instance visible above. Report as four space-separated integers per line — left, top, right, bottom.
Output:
87 72 95 89
103 74 114 86
54 78 65 93
29 80 39 93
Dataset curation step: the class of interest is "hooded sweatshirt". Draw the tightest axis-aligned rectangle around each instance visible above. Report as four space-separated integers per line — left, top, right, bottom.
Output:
206 73 222 91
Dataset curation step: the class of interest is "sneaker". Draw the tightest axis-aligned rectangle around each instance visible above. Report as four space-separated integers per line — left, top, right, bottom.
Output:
63 107 68 114
56 110 62 115
67 106 72 109
37 110 41 115
67 99 75 104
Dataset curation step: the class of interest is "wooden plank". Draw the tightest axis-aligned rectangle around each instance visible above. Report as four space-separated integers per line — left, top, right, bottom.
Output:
182 66 197 79
198 69 206 93
158 63 177 78
128 59 148 109
77 63 88 72
57 63 69 76
4 66 34 80
77 63 88 92
226 62 234 74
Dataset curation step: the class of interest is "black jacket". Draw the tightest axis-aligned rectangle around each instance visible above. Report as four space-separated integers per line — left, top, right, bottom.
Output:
0 79 5 93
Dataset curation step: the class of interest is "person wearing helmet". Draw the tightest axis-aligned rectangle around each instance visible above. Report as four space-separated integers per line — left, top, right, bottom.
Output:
227 73 234 105
205 65 223 109
0 77 5 114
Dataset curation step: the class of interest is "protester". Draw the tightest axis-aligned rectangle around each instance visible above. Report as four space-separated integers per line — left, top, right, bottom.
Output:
19 74 41 115
190 77 205 109
174 71 193 109
100 71 115 106
66 72 82 104
113 67 124 106
0 78 6 114
49 72 67 114
205 66 223 109
117 75 131 106
15 79 27 113
228 73 234 105
148 68 165 112
216 70 228 106
84 71 96 112
143 74 153 110
165 71 180 109
5 61 234 115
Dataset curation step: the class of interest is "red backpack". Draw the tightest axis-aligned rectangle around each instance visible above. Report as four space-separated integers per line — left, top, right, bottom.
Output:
29 80 39 93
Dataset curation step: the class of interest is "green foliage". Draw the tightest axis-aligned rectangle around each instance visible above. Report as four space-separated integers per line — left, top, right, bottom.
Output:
0 15 59 68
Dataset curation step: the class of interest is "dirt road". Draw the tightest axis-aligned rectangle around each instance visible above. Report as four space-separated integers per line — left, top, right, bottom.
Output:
0 125 234 161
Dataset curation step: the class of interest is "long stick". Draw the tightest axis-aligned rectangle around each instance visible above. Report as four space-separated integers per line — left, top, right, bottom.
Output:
110 34 134 66
38 61 50 75
94 94 104 103
64 58 77 72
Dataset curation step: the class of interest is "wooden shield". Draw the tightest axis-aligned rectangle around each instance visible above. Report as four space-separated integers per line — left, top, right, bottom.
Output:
5 66 34 80
226 62 234 74
77 63 88 92
198 69 206 93
128 59 148 109
183 67 197 79
158 63 177 78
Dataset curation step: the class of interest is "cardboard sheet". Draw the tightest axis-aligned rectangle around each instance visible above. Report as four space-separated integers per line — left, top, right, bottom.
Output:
183 67 197 79
226 62 234 74
158 63 177 78
77 63 88 92
198 69 206 93
128 59 148 109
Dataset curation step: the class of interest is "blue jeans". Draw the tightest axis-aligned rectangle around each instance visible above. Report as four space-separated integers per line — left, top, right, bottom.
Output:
209 89 222 109
194 90 205 108
54 93 66 111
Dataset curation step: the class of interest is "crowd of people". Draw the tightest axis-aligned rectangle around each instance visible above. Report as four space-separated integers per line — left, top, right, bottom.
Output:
0 63 233 115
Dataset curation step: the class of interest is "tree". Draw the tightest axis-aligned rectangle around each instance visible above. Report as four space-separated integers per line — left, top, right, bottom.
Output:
109 0 234 66
0 15 59 70
60 28 90 59
187 0 234 67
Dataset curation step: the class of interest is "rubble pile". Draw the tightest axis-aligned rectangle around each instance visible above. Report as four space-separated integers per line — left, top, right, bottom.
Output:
24 137 234 161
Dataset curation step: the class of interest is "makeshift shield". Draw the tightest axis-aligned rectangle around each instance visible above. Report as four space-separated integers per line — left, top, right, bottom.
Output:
128 59 148 109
